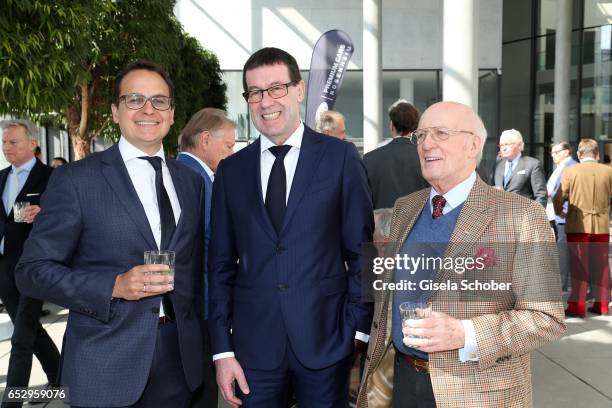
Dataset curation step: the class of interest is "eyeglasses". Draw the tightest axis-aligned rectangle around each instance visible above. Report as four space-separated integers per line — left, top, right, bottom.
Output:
551 148 568 155
409 127 476 145
242 81 298 103
118 93 173 111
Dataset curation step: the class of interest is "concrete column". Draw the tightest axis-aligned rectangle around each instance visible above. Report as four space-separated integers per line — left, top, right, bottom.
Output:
363 0 383 153
443 0 479 108
553 0 572 143
399 78 415 104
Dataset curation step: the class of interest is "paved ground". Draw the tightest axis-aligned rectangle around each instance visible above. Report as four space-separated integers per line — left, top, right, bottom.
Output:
0 302 610 407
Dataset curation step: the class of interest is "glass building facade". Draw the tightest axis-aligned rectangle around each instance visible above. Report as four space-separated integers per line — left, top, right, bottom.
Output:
500 0 612 175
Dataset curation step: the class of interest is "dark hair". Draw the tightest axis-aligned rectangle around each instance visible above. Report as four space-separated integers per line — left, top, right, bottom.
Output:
242 47 301 91
388 101 420 135
52 157 68 165
112 60 175 106
550 141 571 152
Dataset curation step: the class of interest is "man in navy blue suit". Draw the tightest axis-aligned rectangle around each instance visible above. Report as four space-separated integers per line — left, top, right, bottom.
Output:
208 47 374 407
16 61 207 407
177 107 236 407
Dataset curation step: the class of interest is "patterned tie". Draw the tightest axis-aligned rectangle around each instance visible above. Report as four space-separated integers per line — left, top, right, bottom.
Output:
432 195 446 219
7 168 22 215
265 145 292 234
138 156 176 320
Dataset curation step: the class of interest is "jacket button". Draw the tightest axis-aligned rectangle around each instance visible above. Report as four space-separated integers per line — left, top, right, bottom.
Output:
276 245 286 254
152 307 160 314
373 321 378 329
366 354 371 361
278 284 288 291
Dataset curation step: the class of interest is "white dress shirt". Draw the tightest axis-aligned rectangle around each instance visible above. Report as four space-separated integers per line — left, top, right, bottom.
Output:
118 137 181 316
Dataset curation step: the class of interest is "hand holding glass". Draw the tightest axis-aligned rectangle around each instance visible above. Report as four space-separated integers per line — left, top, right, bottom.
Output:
144 250 175 285
399 301 432 339
13 201 30 223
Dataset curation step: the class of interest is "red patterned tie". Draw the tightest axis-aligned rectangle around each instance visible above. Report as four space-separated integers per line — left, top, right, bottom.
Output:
432 195 446 219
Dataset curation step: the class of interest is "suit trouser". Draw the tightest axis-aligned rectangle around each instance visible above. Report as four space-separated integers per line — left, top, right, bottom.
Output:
190 319 218 408
236 341 352 408
0 257 60 408
567 233 610 308
392 352 436 408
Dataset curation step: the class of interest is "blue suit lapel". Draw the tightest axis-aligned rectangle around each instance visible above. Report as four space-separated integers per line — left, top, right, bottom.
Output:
166 158 191 249
101 144 157 250
281 127 322 235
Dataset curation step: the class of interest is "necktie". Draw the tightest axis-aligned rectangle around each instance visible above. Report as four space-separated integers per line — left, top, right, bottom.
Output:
503 160 513 188
432 195 446 219
7 168 22 215
265 145 292 234
139 156 176 320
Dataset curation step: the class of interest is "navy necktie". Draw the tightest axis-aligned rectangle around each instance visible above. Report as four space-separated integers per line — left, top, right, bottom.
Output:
139 156 176 320
265 145 291 234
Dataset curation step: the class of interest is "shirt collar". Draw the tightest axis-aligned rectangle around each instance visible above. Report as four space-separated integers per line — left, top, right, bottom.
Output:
179 152 214 178
429 171 477 211
260 122 304 154
12 156 37 173
118 136 165 164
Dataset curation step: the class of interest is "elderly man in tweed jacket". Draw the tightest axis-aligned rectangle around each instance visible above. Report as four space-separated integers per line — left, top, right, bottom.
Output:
357 102 566 408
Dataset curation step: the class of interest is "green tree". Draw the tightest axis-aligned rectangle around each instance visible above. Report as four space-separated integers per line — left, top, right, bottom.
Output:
0 0 226 159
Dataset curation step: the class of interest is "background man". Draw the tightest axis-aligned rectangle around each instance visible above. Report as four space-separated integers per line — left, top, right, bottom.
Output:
16 61 207 407
50 157 67 168
493 129 547 207
315 110 347 140
363 99 428 209
177 107 236 407
546 142 577 291
554 138 612 317
0 119 59 407
358 102 565 407
209 47 373 407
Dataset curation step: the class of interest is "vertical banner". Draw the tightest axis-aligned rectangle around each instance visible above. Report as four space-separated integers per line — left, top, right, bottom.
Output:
305 30 354 129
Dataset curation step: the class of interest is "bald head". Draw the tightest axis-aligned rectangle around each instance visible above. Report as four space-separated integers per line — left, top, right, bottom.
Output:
416 101 486 194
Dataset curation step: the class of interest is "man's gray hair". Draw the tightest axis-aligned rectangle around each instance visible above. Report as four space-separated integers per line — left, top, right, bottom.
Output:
179 108 235 152
1 119 39 143
315 111 344 133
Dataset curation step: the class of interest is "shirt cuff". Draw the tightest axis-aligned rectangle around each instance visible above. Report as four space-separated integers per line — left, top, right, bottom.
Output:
355 331 370 343
212 352 235 362
458 320 479 362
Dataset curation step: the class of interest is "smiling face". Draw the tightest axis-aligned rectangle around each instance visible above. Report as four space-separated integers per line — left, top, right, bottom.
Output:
245 63 304 145
417 102 482 194
111 69 174 155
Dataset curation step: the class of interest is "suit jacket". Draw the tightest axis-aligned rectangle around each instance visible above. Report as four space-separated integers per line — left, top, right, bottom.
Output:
0 160 53 270
208 126 374 370
357 177 565 408
363 137 428 209
493 156 547 207
176 152 212 319
15 144 206 406
553 161 612 234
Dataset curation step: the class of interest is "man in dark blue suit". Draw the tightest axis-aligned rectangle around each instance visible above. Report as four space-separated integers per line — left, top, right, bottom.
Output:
16 61 207 407
177 107 236 407
208 47 374 407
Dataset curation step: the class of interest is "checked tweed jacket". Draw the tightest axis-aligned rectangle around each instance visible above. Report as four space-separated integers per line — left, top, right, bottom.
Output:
357 177 566 408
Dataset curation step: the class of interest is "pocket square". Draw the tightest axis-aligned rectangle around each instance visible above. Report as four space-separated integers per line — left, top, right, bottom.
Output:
517 170 526 175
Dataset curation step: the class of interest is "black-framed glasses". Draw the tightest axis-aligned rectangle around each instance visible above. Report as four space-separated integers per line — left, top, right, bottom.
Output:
118 93 173 111
242 81 298 103
409 127 476 145
551 148 568 155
